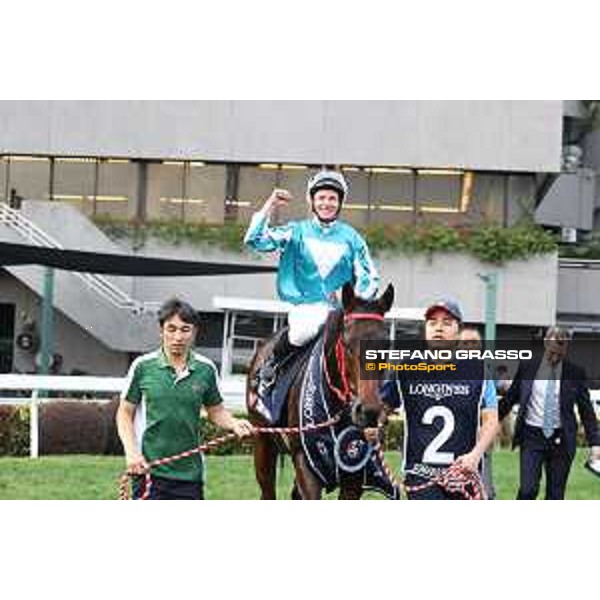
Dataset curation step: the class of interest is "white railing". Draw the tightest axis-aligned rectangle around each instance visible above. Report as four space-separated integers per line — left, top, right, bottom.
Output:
0 373 246 458
0 202 157 313
0 374 123 458
1 372 597 459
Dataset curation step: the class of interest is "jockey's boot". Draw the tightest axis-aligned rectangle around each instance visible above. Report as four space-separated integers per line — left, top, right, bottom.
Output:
257 331 294 395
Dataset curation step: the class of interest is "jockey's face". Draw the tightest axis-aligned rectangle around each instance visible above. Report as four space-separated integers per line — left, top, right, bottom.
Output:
160 314 197 360
311 189 341 222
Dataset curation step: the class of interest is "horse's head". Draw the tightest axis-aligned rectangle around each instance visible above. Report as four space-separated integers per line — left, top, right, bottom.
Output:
325 282 394 428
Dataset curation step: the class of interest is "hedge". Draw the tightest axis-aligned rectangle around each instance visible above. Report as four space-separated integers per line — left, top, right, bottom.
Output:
94 217 558 265
0 402 253 457
1 403 594 457
0 401 122 456
0 405 30 456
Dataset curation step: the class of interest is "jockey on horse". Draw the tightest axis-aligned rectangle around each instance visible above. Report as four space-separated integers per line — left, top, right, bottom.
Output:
244 169 380 399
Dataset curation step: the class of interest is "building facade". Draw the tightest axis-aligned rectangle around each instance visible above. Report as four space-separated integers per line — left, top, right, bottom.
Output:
1 100 592 376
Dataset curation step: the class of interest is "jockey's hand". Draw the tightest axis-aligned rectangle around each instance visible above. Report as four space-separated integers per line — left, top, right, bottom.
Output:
363 427 381 444
231 418 255 439
329 289 342 305
126 451 149 476
265 188 292 213
453 451 480 473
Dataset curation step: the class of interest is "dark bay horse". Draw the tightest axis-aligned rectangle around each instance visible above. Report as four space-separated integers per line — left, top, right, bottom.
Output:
247 282 395 499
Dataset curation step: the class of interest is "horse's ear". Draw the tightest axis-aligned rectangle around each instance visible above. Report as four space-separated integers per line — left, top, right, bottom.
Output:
378 283 394 314
342 282 356 312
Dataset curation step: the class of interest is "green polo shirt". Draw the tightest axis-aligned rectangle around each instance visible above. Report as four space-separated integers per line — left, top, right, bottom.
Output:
121 348 223 482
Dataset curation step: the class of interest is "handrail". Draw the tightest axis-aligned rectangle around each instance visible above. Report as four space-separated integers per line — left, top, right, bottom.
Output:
0 202 157 313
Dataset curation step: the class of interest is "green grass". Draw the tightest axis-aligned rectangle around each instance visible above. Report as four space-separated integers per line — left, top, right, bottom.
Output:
0 450 598 499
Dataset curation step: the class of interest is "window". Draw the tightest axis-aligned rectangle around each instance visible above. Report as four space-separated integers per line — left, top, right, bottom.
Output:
236 164 317 224
340 167 371 228
369 168 415 225
186 163 226 223
146 162 226 224
4 156 51 201
53 158 98 217
236 164 278 223
1 156 137 219
95 159 136 219
147 162 186 221
0 154 505 229
276 165 313 221
416 170 463 214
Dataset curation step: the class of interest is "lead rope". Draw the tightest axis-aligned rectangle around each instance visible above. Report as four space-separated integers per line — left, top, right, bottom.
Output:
119 414 342 500
371 443 486 500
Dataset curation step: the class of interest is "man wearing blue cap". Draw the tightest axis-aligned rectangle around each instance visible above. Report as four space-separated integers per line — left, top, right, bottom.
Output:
381 298 499 499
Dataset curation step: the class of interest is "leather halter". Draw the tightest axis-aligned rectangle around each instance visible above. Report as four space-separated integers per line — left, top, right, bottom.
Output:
344 312 385 322
325 311 385 404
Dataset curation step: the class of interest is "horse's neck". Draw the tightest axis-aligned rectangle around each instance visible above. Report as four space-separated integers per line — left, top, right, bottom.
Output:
323 311 346 392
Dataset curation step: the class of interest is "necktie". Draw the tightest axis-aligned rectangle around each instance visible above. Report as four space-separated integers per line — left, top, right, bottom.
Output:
542 365 558 438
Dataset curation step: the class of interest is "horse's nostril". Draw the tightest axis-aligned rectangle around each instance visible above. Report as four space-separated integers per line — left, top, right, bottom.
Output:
362 407 380 428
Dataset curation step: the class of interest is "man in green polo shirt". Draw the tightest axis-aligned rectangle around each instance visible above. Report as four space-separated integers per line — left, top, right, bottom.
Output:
116 297 254 500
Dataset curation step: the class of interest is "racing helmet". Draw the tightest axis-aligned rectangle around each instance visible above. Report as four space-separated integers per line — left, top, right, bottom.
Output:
306 170 348 202
306 170 348 222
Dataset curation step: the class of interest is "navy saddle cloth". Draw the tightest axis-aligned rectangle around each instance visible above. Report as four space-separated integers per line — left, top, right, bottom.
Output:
254 333 316 426
298 336 400 500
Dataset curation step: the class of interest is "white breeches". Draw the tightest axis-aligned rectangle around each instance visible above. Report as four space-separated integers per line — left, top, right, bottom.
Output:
287 302 332 346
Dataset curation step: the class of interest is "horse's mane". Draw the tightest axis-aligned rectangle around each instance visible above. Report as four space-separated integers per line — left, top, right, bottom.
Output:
323 308 344 358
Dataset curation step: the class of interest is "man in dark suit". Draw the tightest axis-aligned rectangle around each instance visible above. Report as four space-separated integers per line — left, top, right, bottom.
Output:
499 327 600 500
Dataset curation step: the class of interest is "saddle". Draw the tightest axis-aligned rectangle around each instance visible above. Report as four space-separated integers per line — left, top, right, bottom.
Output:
250 329 317 425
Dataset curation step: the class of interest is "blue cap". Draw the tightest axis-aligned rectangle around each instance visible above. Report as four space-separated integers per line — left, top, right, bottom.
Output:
424 298 463 323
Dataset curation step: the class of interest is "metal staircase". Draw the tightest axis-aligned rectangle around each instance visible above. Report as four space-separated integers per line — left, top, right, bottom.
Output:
0 202 157 314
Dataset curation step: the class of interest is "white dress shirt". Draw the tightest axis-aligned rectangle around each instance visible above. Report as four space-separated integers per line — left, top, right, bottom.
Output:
525 359 563 428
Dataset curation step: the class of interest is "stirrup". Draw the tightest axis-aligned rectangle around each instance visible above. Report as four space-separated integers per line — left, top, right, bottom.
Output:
253 360 276 397
257 376 275 400
260 362 277 383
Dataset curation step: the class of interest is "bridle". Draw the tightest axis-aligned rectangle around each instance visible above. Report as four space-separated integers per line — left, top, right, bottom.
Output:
323 311 385 405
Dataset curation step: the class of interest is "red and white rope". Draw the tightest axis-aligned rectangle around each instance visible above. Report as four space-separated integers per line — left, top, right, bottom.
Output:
372 443 486 500
118 414 341 500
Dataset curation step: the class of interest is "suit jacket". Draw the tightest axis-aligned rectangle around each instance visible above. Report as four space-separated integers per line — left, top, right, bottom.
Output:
499 357 600 452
